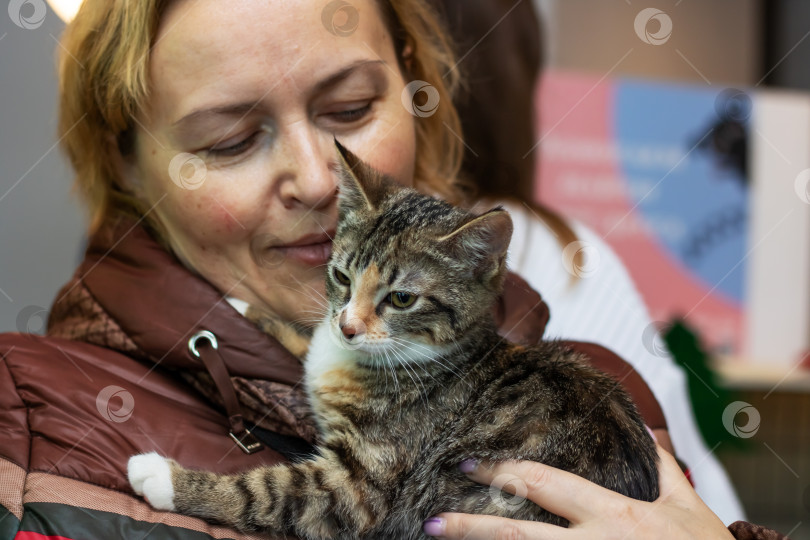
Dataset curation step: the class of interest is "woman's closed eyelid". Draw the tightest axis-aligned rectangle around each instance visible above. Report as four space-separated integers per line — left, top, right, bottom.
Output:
322 102 373 123
309 65 388 123
207 133 258 156
204 123 276 159
205 132 260 158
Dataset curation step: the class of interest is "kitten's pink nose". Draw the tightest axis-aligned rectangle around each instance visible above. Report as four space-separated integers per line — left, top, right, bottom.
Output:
340 322 364 340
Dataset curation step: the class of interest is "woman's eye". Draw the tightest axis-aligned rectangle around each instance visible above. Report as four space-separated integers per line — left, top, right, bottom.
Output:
390 291 417 309
207 132 259 157
328 103 372 123
334 268 351 285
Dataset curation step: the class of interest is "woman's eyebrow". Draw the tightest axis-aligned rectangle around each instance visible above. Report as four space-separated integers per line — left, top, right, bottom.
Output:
311 59 387 95
172 102 260 129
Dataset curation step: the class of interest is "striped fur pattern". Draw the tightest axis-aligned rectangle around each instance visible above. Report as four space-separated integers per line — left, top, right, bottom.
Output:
154 143 659 539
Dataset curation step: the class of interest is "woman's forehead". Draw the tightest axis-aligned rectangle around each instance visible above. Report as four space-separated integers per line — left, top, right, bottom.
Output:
148 0 395 122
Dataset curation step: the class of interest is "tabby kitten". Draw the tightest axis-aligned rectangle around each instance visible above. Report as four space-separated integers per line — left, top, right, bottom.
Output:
128 142 659 539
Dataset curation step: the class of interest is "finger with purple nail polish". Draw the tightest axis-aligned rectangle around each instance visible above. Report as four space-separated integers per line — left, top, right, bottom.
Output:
459 458 479 474
423 516 446 536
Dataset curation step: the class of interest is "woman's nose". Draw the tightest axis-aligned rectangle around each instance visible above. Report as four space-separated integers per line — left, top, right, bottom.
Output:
277 128 338 211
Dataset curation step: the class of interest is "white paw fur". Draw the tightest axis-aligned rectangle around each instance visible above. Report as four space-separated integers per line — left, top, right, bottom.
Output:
128 452 176 511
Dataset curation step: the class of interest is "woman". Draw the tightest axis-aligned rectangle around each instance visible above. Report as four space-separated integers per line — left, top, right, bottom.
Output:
0 0 783 539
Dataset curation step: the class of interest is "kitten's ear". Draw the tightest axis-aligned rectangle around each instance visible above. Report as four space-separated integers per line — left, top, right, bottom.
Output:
438 208 513 281
334 139 389 213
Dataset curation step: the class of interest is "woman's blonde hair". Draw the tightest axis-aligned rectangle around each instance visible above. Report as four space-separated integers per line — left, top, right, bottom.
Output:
58 0 465 237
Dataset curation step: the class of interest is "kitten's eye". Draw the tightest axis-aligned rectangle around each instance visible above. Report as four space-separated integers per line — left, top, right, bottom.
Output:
334 268 351 286
390 292 417 309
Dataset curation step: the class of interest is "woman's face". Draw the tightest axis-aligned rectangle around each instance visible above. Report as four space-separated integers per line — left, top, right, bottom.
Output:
131 0 416 327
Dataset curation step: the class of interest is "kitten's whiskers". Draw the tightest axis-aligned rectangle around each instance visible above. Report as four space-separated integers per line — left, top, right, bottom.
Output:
390 337 468 386
290 275 329 304
380 348 402 410
273 282 329 311
316 223 335 241
388 345 430 408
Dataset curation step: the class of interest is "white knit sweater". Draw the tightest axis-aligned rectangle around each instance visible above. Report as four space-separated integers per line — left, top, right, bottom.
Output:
501 199 745 524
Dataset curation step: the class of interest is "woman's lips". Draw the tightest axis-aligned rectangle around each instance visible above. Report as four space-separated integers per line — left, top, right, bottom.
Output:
257 231 334 267
274 239 333 266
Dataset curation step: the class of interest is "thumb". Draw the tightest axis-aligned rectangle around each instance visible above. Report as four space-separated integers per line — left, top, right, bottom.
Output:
655 444 695 501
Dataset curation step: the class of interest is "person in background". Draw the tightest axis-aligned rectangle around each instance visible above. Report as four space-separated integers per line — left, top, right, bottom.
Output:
429 0 747 526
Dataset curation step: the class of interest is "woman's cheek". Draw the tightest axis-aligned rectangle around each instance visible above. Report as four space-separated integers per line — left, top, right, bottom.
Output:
188 192 256 241
345 113 415 186
206 199 246 237
375 134 415 187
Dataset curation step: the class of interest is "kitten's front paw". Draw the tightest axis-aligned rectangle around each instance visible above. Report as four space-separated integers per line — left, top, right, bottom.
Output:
128 452 176 511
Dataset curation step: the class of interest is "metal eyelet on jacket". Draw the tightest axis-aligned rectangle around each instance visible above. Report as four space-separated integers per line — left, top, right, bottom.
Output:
188 329 218 358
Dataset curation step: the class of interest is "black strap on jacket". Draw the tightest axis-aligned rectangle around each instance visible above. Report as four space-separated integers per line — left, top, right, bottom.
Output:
249 424 318 461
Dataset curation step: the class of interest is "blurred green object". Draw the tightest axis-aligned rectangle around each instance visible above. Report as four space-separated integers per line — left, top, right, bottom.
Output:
663 319 745 450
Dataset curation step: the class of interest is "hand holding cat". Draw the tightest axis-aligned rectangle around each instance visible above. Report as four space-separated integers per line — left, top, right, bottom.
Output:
424 445 734 540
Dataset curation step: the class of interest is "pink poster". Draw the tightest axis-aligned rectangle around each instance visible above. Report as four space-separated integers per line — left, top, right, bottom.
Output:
535 71 746 353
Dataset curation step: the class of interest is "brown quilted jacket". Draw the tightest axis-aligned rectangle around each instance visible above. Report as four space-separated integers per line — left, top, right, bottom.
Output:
0 215 684 539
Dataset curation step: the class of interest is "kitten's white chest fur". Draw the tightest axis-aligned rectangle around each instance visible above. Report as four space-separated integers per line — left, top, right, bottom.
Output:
304 319 365 427
305 319 360 385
